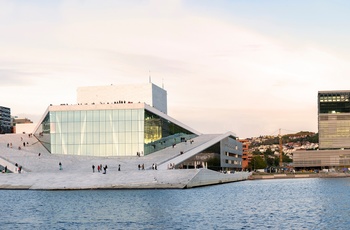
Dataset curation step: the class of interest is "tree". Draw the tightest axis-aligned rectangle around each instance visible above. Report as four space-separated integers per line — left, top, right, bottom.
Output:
249 155 267 170
265 147 274 156
282 153 292 163
252 149 261 155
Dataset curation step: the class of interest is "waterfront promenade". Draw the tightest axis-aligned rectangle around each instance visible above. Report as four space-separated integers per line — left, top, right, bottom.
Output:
249 172 350 180
0 134 250 190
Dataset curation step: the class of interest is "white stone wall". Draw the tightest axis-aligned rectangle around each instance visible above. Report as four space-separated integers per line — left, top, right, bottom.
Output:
15 123 37 134
152 84 167 114
77 83 167 114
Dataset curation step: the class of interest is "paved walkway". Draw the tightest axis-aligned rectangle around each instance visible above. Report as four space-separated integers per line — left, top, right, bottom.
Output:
0 134 250 190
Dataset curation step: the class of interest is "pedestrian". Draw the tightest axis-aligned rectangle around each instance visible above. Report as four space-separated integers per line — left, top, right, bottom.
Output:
97 165 100 172
138 164 140 170
92 165 95 173
38 153 41 157
118 164 121 171
59 162 62 170
103 165 108 174
4 166 7 173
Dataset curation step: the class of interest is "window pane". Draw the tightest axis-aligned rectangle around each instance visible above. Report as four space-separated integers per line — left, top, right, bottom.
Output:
74 111 81 122
100 133 106 144
105 110 112 122
131 109 138 121
87 111 93 121
125 121 132 132
67 111 74 121
93 110 100 120
118 121 125 132
61 111 68 122
119 110 125 120
80 110 86 122
113 110 119 121
125 110 132 120
100 110 106 122
100 122 106 132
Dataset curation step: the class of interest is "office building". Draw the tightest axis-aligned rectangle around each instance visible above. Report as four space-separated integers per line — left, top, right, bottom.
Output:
293 90 350 170
0 106 11 134
318 90 350 149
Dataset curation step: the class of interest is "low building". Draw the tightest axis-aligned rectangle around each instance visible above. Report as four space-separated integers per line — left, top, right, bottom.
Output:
12 117 35 134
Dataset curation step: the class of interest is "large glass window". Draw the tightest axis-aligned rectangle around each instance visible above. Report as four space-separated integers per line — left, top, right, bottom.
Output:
35 108 145 157
144 110 197 155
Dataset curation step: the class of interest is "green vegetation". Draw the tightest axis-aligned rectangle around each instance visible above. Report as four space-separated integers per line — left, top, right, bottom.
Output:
249 155 267 170
250 132 318 147
249 147 292 170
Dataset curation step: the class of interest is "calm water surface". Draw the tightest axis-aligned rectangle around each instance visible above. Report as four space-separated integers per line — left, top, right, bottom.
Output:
1 178 350 229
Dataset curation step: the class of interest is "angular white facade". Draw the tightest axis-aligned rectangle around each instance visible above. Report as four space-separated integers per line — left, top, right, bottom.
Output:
77 83 167 114
33 82 243 171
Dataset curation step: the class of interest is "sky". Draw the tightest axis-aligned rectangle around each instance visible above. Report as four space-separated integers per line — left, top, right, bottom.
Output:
1 0 350 138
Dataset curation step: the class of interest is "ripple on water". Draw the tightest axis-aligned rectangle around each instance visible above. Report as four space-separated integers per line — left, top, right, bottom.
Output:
1 178 350 229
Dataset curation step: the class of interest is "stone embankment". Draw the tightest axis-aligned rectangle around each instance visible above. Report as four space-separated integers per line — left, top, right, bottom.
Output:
249 172 350 180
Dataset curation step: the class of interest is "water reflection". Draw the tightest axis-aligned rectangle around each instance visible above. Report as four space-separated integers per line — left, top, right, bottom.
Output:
1 178 350 229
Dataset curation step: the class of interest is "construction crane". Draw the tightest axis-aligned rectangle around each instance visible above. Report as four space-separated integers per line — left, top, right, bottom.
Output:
279 128 283 168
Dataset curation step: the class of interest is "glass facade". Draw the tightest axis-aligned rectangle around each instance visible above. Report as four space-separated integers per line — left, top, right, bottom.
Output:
319 92 350 114
35 109 144 156
144 110 197 155
34 107 197 157
318 91 350 149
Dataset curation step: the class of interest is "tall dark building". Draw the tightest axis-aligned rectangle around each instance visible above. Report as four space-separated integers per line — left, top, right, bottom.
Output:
293 90 350 170
0 106 11 134
318 91 350 150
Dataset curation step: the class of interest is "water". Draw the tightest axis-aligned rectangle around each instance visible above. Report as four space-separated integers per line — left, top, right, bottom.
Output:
1 178 350 229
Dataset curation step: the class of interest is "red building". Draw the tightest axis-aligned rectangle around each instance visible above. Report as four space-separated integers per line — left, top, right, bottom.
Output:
239 139 251 170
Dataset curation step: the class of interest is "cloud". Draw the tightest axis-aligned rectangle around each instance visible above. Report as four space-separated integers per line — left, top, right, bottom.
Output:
1 1 350 137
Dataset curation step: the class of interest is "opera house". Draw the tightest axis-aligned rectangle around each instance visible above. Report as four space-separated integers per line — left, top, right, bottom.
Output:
34 82 243 171
0 82 249 189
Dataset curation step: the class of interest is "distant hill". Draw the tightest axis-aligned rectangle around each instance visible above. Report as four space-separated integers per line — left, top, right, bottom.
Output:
249 131 318 148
